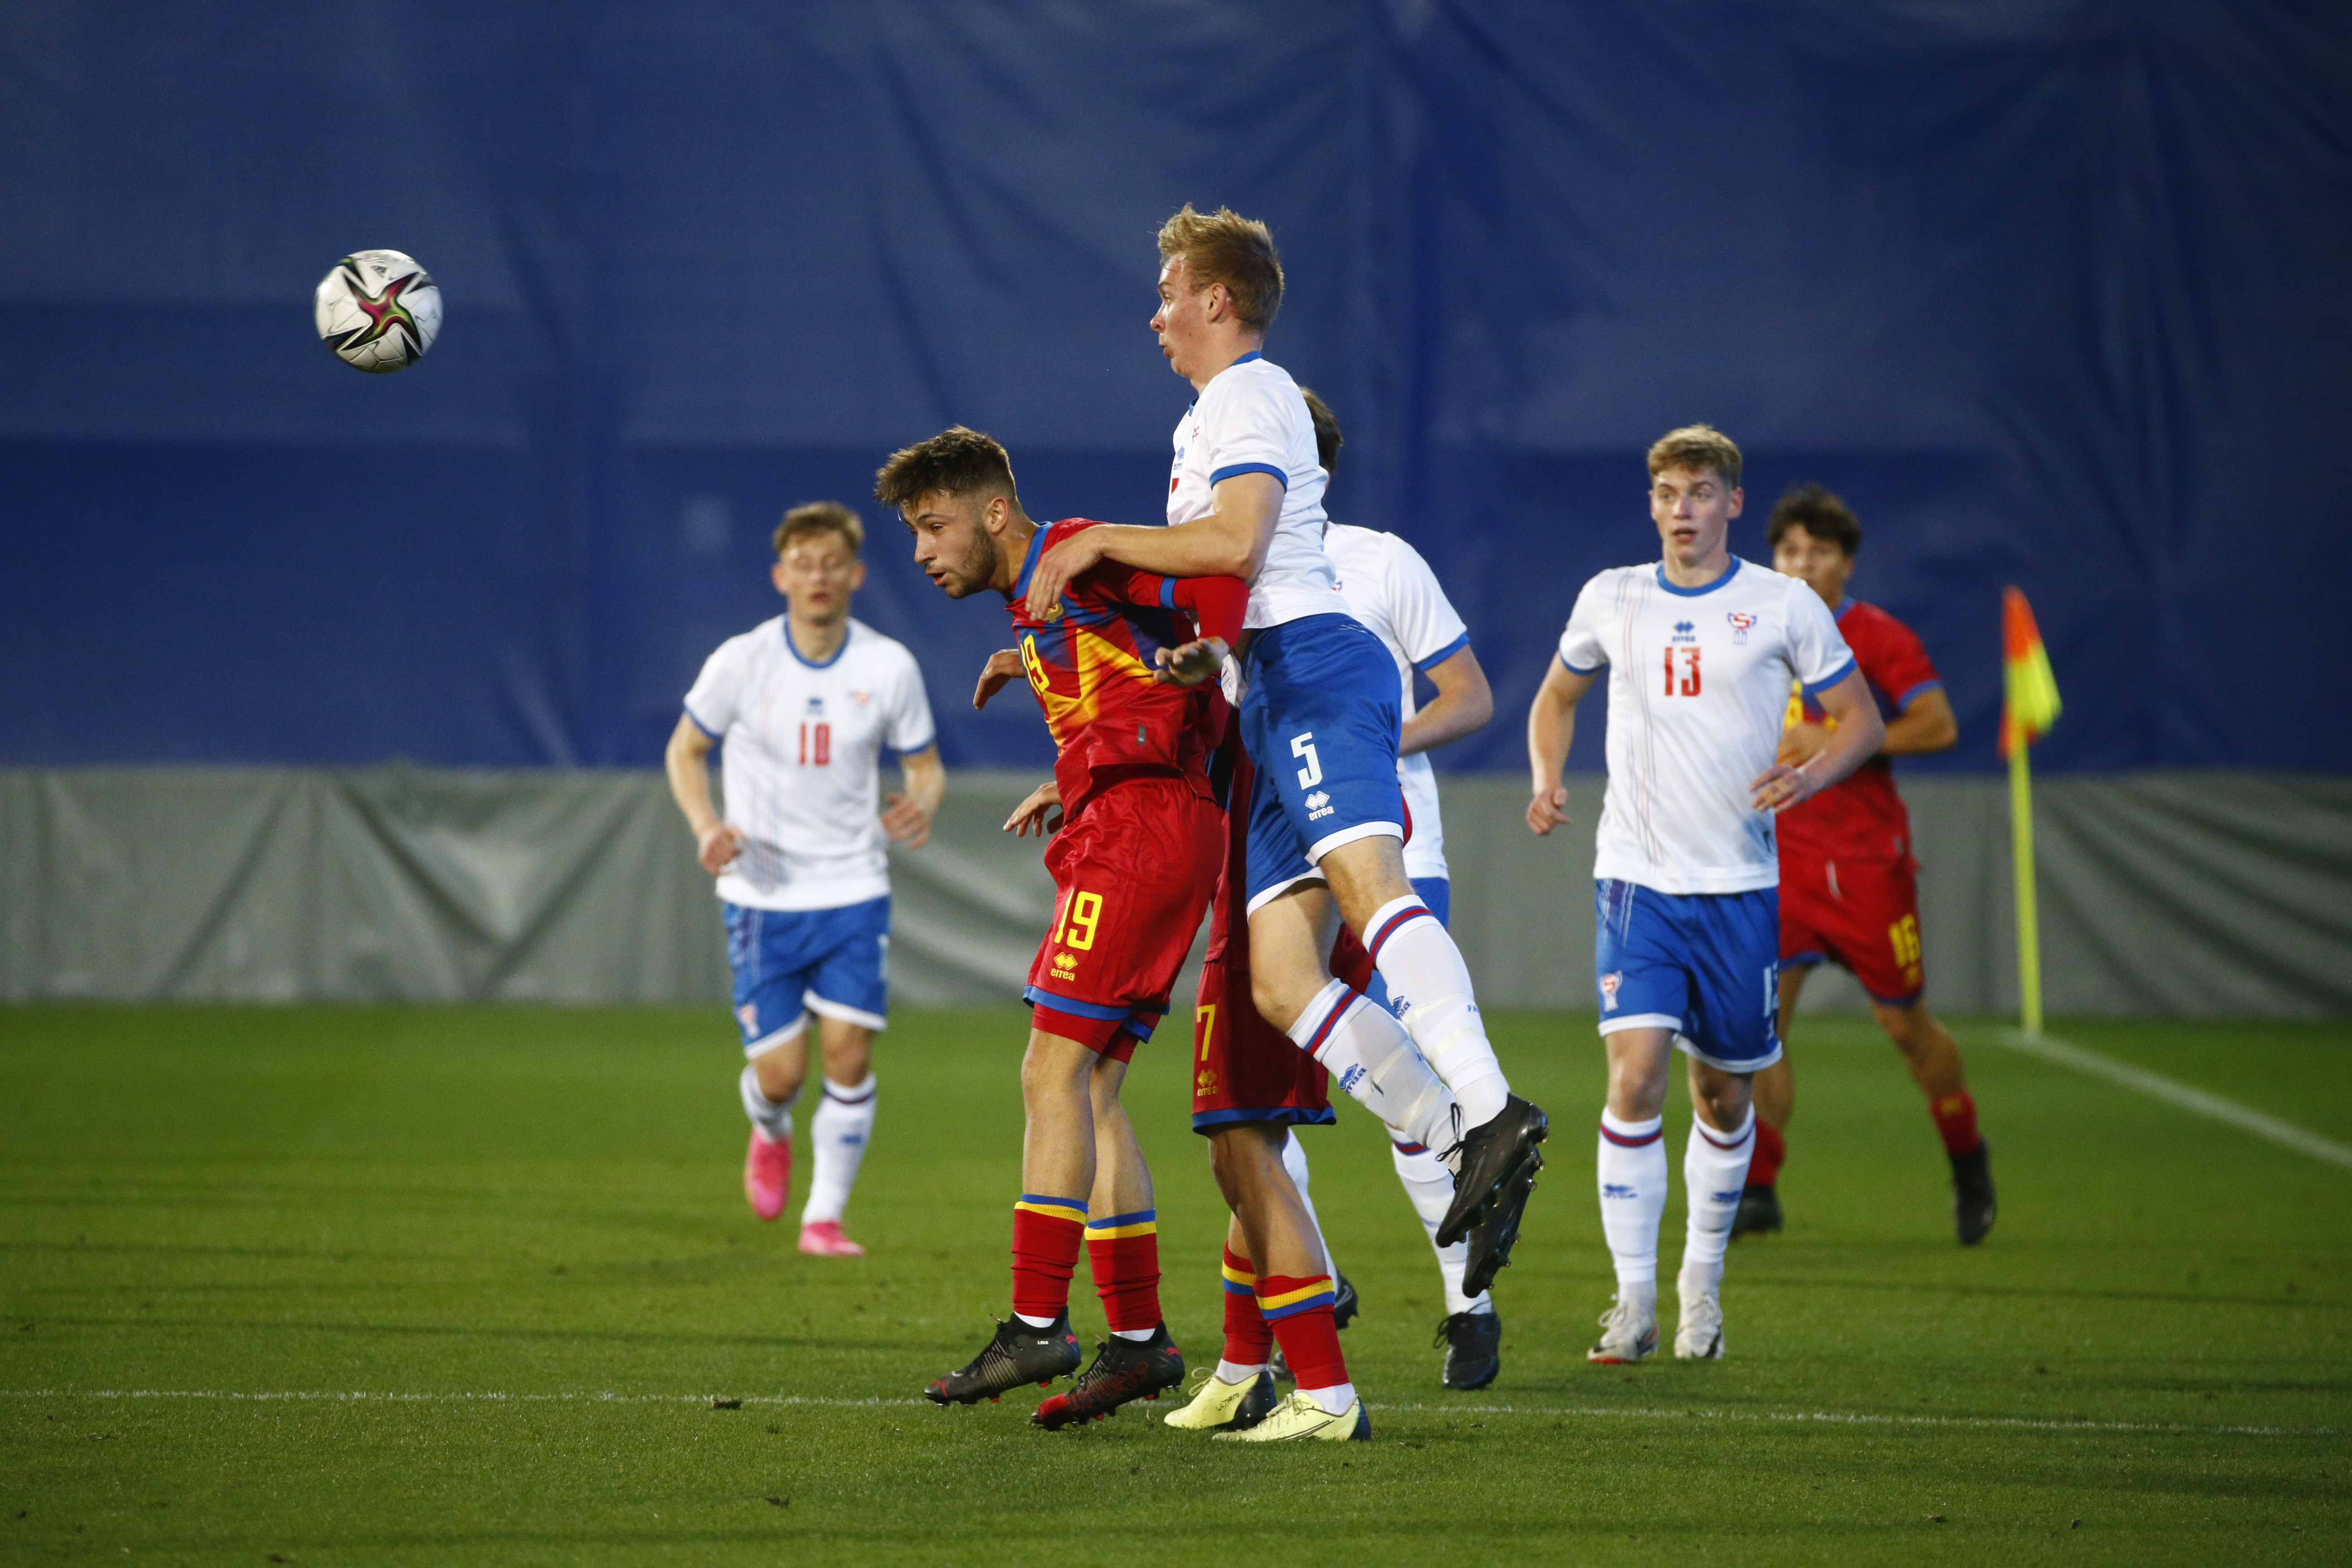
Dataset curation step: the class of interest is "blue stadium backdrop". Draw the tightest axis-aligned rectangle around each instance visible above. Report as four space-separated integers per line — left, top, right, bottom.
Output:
3 1 2346 775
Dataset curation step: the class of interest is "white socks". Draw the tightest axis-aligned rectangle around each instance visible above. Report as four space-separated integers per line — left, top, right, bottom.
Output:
1215 1359 1266 1383
1285 980 1458 1154
1299 1381 1357 1416
1678 1108 1756 1296
1390 1138 1490 1317
1597 1110 1667 1298
1278 1131 1337 1277
1363 895 1509 1127
801 1073 877 1225
740 1064 797 1142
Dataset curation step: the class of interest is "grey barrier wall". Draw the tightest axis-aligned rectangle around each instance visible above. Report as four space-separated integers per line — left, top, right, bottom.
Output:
3 768 2347 1015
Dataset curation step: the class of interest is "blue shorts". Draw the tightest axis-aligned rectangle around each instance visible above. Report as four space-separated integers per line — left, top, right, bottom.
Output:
1593 879 1782 1073
723 895 891 1055
1239 614 1406 911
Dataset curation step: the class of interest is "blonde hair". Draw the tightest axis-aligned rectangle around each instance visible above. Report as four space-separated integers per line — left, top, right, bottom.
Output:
1157 204 1284 329
1646 424 1743 490
772 500 864 559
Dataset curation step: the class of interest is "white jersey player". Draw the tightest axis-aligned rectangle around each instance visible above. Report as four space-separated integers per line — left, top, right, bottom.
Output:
1278 388 1508 1391
665 501 943 1259
1526 426 1883 1365
1023 213 1546 1426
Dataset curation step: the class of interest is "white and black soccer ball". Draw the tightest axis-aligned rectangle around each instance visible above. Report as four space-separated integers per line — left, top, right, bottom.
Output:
314 249 441 373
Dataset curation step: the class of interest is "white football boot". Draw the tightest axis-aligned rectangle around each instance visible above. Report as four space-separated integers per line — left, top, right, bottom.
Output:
1674 1276 1725 1360
1587 1293 1659 1363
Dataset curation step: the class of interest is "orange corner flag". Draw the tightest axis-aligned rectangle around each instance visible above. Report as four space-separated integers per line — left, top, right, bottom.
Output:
2000 586 2062 758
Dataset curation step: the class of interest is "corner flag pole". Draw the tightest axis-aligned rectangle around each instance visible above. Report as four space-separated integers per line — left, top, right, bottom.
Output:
2000 588 2062 1037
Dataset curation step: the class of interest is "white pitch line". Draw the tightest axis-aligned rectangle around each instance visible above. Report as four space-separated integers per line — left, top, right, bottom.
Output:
0 1389 2333 1439
1997 1030 2352 1171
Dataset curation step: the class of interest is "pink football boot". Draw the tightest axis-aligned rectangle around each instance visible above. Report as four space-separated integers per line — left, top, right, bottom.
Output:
797 1220 866 1258
744 1129 790 1221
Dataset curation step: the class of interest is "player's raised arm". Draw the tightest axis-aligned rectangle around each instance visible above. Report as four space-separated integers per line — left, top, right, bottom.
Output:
1751 667 1885 812
1526 658 1596 836
1023 474 1277 619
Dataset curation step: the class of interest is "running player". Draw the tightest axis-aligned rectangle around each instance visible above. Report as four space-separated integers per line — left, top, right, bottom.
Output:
1735 483 1994 1244
887 428 1366 1439
1525 426 1886 1363
1021 206 1544 1293
665 502 943 1258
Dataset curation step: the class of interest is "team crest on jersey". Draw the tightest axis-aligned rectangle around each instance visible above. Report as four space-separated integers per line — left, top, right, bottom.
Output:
1726 611 1757 646
1600 971 1622 1011
849 688 872 706
1671 620 1697 643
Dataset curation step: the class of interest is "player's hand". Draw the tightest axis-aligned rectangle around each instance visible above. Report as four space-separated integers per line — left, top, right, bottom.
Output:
696 822 746 875
1777 719 1834 768
1750 762 1818 814
881 791 934 848
1023 532 1105 619
1527 784 1572 837
1153 637 1229 687
973 648 1026 710
1004 779 1063 838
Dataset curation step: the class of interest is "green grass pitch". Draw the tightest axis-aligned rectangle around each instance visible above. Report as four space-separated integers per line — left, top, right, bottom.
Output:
4 1004 2347 1565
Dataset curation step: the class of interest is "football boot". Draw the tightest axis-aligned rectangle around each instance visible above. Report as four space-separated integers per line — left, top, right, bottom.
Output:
1729 1182 1783 1240
1161 1367 1279 1432
1674 1279 1724 1360
1211 1390 1370 1442
924 1313 1081 1406
1951 1142 1997 1245
797 1219 864 1258
1587 1295 1658 1364
1435 1309 1501 1390
744 1129 790 1222
1437 1095 1549 1267
1033 1323 1184 1428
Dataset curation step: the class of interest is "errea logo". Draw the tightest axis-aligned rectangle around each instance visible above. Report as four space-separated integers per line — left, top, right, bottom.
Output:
1671 620 1697 643
1304 789 1333 822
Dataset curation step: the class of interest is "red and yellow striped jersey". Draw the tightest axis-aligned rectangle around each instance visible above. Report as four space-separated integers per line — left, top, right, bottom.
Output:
1004 519 1247 817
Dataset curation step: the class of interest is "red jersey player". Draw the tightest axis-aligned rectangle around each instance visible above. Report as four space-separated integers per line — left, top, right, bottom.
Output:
885 427 1368 1440
1741 484 1994 1245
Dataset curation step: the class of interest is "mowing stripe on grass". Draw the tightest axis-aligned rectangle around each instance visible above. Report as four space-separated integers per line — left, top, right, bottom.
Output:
1 1388 2332 1440
1998 1030 2352 1171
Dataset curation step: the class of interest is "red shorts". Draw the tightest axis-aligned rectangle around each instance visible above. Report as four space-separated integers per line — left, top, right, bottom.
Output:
1778 852 1925 1005
1025 774 1223 1059
1191 746 1333 1132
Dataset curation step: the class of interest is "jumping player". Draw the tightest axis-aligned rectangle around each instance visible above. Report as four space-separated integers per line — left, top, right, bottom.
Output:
1526 426 1885 1363
888 428 1364 1438
1735 483 1994 1244
1021 206 1544 1292
665 502 943 1258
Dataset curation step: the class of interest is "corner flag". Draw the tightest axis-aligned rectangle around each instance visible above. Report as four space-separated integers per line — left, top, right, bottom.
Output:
2000 587 2063 757
2000 586 2059 1034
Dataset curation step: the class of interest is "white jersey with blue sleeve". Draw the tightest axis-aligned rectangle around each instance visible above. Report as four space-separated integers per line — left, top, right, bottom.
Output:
1167 352 1353 631
1558 559 1854 895
1325 523 1470 882
683 616 936 912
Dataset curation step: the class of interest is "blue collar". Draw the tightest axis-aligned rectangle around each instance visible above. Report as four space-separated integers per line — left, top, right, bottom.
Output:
783 618 849 669
1008 525 1049 602
1832 596 1855 621
1654 559 1742 598
1232 349 1262 365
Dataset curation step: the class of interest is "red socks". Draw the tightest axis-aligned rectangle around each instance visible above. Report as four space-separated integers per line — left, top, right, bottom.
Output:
1749 1119 1787 1186
1220 1245 1274 1365
1085 1210 1162 1333
1931 1090 1983 1156
1010 1196 1087 1322
1257 1273 1346 1391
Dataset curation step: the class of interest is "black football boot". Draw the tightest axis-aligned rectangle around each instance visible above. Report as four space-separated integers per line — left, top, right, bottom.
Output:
1951 1142 1996 1245
1032 1322 1185 1428
924 1313 1082 1406
1436 1309 1502 1391
1730 1182 1784 1240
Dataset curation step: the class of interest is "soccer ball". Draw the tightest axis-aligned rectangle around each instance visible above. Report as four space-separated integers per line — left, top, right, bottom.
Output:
314 250 441 373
